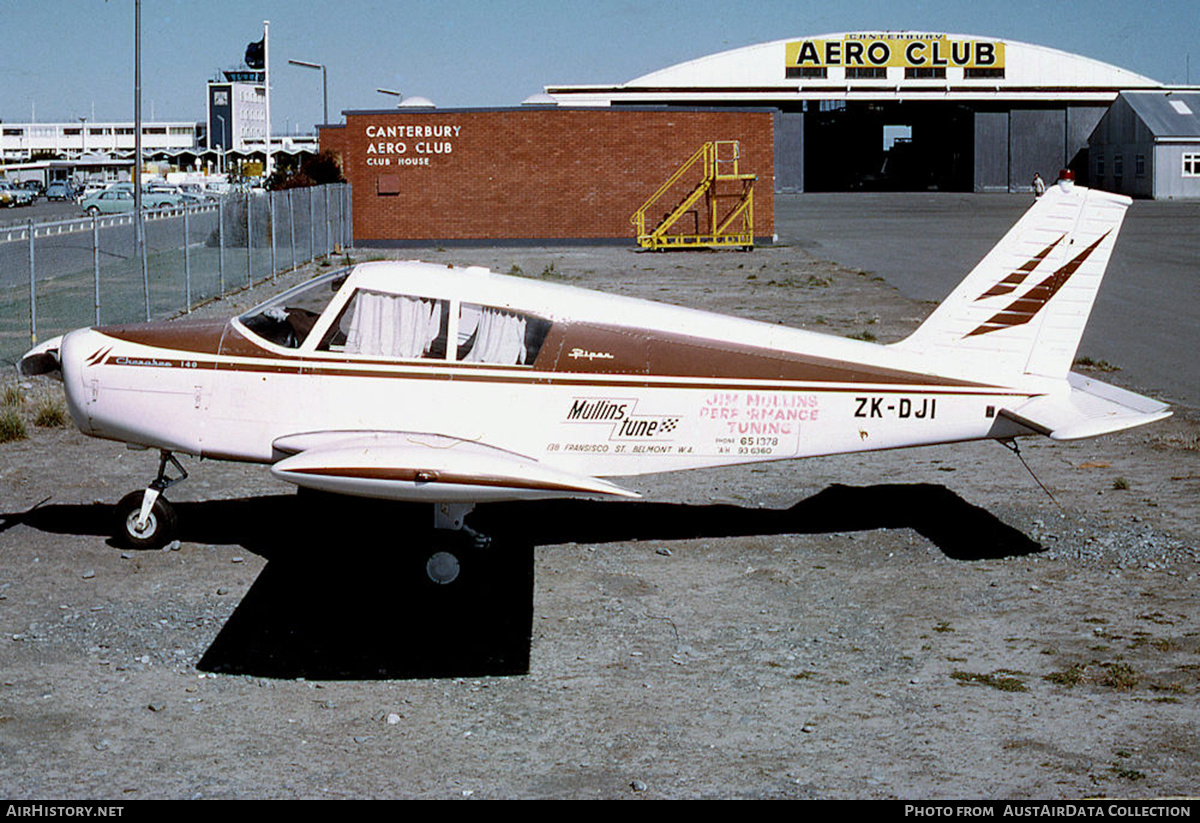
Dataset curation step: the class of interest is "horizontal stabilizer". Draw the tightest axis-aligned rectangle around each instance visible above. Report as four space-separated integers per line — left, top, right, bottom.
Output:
271 430 640 503
999 373 1171 441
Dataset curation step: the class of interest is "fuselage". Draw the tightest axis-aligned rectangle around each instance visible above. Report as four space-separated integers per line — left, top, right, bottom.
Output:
56 261 1046 481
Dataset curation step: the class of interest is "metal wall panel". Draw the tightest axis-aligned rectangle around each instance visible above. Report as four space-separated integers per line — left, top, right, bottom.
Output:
774 111 804 193
1155 144 1200 199
973 111 1009 192
1010 109 1066 194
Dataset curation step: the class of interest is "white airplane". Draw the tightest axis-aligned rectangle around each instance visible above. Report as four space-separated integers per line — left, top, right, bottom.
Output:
19 176 1170 578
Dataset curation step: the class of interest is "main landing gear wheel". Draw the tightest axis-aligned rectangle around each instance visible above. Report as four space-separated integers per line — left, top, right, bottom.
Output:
114 491 178 551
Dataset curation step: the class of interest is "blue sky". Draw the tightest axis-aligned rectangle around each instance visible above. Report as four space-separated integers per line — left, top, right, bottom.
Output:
2 0 1196 134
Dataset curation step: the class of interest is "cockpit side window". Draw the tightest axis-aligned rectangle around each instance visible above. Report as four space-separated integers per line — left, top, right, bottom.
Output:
318 289 449 360
457 303 551 365
239 270 348 349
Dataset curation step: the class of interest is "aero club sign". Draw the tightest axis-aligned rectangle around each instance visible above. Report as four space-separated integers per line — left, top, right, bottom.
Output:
786 34 1004 70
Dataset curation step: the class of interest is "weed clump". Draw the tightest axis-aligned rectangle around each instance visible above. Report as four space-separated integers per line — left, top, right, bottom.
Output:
951 670 1028 692
0 409 28 443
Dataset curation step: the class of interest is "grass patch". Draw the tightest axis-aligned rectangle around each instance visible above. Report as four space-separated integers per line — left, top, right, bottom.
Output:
951 670 1028 692
0 409 28 443
1100 662 1140 691
846 330 878 342
1044 661 1141 691
33 402 66 428
1112 476 1131 491
1109 764 1146 781
2 385 23 407
1044 664 1087 688
1075 356 1120 372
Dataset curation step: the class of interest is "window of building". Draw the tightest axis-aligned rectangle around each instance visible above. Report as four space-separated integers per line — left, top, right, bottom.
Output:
904 67 946 79
1113 154 1124 181
1135 154 1146 177
1184 153 1200 177
845 67 887 79
785 66 828 79
2 128 24 136
1095 153 1105 177
964 68 1006 79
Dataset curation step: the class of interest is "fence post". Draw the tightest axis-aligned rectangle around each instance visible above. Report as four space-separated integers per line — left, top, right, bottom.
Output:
288 189 296 273
140 212 150 322
324 184 331 256
246 191 253 286
218 198 225 295
93 216 101 325
27 219 36 345
269 190 277 280
308 187 315 263
183 207 191 313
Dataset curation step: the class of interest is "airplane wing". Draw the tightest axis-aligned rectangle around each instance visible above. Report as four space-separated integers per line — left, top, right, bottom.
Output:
999 372 1171 441
269 431 641 503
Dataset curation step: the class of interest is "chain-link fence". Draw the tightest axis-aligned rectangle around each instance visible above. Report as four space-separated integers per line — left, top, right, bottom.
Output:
0 183 351 366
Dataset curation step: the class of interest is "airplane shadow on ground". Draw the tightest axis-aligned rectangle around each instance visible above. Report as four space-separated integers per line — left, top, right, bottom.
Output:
2 483 1042 680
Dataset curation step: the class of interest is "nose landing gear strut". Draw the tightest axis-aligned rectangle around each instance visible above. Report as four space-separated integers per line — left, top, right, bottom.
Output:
113 450 187 550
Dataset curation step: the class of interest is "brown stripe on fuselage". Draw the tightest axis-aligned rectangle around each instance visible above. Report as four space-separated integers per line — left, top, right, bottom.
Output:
96 319 229 353
98 315 995 390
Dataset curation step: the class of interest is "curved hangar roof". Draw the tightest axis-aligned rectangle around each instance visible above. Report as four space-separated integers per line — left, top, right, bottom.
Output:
546 32 1162 105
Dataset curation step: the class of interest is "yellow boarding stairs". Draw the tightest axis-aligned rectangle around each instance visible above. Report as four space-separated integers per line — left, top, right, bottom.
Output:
631 140 757 251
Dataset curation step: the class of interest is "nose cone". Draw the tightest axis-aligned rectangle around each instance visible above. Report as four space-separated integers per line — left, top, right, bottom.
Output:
58 328 105 434
17 335 64 379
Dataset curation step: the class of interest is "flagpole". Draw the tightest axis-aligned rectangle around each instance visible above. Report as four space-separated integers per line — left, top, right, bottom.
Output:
263 19 272 178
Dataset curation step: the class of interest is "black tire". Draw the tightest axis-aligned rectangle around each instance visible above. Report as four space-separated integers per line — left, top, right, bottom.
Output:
114 491 178 551
86 206 100 217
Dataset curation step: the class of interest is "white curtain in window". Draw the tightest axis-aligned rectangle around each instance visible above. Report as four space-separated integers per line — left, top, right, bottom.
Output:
463 307 527 364
345 292 439 358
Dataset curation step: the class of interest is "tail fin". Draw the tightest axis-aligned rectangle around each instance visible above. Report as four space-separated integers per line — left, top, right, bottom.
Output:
893 180 1131 380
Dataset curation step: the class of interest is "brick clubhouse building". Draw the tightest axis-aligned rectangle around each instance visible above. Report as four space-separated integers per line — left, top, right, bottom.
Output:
319 106 776 246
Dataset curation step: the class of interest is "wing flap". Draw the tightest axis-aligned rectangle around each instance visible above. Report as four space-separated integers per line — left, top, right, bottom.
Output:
270 430 640 503
999 373 1171 441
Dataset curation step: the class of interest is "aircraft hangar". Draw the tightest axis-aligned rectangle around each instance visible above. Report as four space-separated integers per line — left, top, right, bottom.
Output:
544 32 1168 193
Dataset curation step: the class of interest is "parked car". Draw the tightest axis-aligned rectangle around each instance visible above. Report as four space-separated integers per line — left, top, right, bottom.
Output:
79 186 185 215
0 180 34 207
18 180 44 199
45 181 77 201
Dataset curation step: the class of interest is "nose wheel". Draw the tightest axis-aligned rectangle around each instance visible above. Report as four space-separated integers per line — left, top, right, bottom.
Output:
114 490 178 550
113 450 186 551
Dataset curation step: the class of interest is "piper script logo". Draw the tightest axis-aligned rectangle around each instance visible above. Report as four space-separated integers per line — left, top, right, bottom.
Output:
567 348 614 361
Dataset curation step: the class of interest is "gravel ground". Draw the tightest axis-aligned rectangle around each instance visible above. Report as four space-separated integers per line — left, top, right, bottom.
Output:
1 241 1197 799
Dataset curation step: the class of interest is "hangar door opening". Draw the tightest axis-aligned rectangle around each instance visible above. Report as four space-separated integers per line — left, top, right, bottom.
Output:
804 102 974 192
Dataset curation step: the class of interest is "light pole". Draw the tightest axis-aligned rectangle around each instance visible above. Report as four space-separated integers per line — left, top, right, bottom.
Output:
78 116 87 157
288 59 327 128
215 114 226 175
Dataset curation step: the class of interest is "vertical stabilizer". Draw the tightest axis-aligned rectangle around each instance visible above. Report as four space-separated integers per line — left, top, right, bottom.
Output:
892 181 1131 380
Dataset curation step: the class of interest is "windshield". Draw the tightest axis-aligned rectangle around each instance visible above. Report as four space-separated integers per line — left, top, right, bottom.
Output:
238 267 351 348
